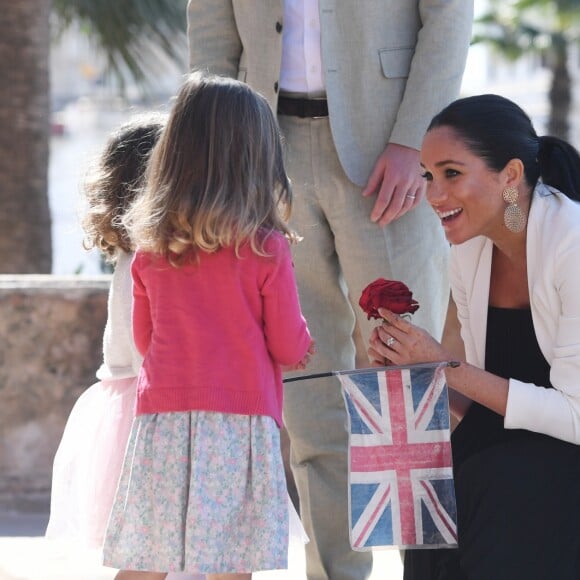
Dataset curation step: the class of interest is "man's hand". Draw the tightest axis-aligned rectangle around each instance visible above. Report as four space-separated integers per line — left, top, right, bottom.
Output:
361 143 424 226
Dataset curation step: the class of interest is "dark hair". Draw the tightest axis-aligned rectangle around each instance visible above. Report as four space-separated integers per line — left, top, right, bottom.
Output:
427 94 580 202
82 113 166 260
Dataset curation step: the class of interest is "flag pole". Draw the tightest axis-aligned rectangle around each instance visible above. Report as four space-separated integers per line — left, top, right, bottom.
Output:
283 361 460 383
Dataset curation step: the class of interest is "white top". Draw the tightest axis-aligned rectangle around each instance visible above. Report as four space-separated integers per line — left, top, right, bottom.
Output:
450 183 580 444
279 0 325 94
96 251 143 380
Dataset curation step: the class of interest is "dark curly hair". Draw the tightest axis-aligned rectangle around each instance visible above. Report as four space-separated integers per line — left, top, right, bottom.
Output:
81 113 165 262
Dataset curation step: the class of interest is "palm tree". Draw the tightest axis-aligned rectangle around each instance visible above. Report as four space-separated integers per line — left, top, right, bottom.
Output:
0 0 186 273
52 0 187 90
0 1 52 273
473 0 580 142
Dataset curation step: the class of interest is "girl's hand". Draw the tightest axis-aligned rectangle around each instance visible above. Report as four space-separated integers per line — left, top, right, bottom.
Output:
368 308 450 366
283 339 316 371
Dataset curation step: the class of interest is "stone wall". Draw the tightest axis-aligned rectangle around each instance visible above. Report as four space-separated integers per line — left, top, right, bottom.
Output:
0 276 110 511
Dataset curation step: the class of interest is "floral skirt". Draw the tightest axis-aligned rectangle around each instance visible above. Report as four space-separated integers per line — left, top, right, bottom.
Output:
103 411 290 575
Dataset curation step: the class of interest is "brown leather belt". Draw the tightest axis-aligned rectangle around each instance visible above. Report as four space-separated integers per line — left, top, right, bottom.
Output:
277 96 329 118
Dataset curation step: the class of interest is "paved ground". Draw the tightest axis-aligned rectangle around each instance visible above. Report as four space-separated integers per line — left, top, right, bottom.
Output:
0 512 403 580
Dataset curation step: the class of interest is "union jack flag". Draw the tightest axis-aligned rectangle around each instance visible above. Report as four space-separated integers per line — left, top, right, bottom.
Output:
339 363 457 550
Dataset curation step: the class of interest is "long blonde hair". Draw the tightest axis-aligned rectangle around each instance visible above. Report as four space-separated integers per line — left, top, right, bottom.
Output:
124 72 297 265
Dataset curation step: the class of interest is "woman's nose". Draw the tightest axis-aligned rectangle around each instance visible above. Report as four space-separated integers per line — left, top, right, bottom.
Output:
425 180 445 205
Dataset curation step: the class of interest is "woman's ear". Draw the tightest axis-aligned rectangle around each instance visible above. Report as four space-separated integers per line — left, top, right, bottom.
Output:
503 158 525 189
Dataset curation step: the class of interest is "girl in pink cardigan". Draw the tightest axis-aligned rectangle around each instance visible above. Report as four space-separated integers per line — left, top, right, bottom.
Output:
103 72 314 580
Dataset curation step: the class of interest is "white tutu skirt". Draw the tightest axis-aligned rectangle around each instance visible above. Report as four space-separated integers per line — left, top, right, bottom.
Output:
46 377 137 548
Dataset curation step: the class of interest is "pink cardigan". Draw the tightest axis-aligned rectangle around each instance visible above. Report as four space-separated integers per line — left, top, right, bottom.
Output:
131 231 311 427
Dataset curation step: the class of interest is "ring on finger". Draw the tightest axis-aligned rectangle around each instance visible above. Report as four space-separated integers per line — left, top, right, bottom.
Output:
386 336 397 348
405 193 416 200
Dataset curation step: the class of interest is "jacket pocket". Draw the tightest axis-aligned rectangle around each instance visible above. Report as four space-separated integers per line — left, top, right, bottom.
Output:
379 47 414 79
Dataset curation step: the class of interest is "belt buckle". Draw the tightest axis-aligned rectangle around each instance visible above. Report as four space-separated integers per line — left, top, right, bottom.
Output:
310 97 328 119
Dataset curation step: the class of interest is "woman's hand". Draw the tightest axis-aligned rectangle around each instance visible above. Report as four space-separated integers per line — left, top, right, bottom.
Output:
368 308 451 366
368 326 391 366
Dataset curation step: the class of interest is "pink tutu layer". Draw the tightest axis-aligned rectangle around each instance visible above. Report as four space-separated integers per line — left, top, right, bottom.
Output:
46 377 137 548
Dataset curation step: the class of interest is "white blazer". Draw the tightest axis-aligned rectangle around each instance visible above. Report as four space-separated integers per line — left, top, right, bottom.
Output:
451 182 580 444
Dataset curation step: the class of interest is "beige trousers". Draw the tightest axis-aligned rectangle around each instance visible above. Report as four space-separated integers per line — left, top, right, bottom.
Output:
279 114 449 580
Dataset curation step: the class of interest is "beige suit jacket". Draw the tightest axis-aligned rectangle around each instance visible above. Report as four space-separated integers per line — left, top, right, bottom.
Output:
187 0 473 186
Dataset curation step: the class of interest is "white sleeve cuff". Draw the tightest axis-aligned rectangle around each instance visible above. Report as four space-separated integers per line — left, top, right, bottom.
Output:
504 378 531 431
505 378 580 444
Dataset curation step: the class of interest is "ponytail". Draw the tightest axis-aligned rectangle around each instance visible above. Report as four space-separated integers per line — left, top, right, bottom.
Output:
537 136 580 202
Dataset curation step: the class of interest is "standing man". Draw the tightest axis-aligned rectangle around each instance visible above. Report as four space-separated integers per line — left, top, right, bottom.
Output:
188 2 473 578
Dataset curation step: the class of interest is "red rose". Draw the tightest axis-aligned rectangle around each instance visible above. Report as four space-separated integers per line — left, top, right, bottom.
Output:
359 278 420 319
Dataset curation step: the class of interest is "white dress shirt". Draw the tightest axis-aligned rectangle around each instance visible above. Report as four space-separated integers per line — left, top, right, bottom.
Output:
279 0 325 94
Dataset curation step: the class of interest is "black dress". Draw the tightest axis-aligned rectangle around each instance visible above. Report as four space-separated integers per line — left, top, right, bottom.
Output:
404 307 580 580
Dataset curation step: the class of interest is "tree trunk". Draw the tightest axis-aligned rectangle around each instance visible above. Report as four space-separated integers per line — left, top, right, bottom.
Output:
547 40 571 142
0 0 52 273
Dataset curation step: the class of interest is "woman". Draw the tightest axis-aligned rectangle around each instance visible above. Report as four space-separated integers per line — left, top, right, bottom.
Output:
369 94 580 579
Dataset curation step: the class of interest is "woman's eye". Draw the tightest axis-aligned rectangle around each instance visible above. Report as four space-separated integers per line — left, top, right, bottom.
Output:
420 171 433 181
445 169 460 178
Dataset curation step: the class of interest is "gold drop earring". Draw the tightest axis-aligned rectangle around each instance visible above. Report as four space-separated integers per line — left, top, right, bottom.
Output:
502 186 526 233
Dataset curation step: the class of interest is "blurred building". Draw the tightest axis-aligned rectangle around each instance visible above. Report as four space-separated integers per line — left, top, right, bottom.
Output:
48 24 186 275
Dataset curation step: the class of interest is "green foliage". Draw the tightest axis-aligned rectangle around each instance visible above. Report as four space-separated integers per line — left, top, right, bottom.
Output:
473 0 580 141
52 0 188 89
517 0 579 13
473 0 580 58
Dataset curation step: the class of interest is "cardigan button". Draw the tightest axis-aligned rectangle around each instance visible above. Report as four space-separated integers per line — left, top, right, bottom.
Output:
274 81 279 93
275 21 283 33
